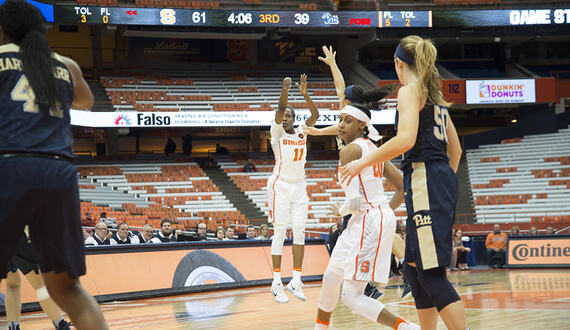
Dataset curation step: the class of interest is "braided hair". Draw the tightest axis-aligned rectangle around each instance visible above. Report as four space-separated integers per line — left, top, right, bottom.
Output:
0 0 61 111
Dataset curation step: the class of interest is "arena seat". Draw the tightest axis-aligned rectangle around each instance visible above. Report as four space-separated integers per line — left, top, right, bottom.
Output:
99 64 396 113
77 161 245 229
466 125 570 224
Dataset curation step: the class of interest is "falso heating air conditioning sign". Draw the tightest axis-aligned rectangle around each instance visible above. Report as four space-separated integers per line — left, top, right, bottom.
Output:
466 79 536 104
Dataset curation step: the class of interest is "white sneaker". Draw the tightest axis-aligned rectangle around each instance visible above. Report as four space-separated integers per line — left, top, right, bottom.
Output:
286 279 307 301
271 281 289 304
397 320 420 330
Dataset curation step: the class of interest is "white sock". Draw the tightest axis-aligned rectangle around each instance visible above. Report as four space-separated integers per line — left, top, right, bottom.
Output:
10 321 20 329
293 269 302 282
273 268 281 282
315 322 329 330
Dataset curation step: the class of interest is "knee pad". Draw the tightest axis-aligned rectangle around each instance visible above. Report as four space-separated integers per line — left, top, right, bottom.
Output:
317 265 343 312
403 263 434 309
292 225 305 245
36 286 50 301
270 224 287 255
417 267 460 311
341 280 385 322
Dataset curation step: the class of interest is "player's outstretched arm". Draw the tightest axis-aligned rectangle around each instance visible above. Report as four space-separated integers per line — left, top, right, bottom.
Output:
303 124 339 136
61 56 94 110
318 45 349 109
276 77 291 124
297 74 319 127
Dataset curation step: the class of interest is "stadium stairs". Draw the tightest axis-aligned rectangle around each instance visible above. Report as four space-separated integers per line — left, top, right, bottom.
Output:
87 80 114 112
455 156 476 224
199 158 267 221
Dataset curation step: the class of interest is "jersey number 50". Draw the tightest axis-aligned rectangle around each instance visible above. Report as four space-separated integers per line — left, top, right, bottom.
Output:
433 105 449 143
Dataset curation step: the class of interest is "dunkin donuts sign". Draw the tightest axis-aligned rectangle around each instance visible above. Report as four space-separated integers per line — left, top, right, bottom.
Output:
466 79 536 104
507 236 570 268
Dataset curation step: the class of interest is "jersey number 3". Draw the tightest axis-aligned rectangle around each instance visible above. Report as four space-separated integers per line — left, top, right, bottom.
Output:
433 105 449 142
11 75 63 118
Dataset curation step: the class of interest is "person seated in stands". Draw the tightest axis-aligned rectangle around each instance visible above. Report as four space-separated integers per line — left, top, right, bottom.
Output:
195 223 208 241
486 224 507 268
215 143 229 155
246 225 256 240
451 228 471 270
510 225 520 236
100 212 116 229
110 222 131 245
243 158 257 172
164 137 176 156
131 224 153 244
216 228 226 240
327 222 343 255
546 226 556 235
529 226 538 235
151 219 176 243
83 211 96 227
84 222 110 246
225 226 235 240
174 228 183 241
256 224 270 240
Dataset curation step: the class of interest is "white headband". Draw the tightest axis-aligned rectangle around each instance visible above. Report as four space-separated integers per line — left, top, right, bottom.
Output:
340 105 382 142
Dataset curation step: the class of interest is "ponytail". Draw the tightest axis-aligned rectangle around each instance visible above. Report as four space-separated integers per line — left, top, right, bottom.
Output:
361 83 399 109
21 30 60 111
0 0 60 112
398 35 449 107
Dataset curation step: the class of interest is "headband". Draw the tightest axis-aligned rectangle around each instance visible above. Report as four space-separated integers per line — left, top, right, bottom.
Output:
395 44 413 65
340 105 382 142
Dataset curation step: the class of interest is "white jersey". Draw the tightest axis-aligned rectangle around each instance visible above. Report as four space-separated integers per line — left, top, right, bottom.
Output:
270 121 307 183
339 138 388 210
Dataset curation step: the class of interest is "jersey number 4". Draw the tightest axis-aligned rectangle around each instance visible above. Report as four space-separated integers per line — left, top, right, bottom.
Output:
11 76 63 118
293 148 304 161
433 105 449 142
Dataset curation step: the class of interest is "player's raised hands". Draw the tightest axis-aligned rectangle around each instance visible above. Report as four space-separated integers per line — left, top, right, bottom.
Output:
296 73 308 96
282 77 292 91
318 45 336 67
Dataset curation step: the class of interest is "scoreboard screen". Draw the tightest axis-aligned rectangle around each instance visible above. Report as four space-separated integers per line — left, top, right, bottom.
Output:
49 6 570 28
433 8 570 27
54 7 432 28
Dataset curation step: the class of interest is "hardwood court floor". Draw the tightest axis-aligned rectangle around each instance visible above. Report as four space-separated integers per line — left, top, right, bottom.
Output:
4 268 570 329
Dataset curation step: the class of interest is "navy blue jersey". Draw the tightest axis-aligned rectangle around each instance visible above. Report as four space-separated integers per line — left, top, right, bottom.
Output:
397 103 450 169
0 43 75 158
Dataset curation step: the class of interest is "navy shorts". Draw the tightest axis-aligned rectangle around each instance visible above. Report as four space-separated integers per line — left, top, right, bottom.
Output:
8 232 40 275
0 157 86 279
403 160 457 271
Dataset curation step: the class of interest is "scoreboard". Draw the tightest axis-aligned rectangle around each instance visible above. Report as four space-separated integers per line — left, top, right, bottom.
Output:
9 0 570 28
54 7 432 28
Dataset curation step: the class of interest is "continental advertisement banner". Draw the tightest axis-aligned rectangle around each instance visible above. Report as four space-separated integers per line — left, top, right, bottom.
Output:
0 241 329 305
507 235 570 268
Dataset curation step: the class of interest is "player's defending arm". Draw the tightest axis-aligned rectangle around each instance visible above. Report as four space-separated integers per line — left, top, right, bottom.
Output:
61 56 94 110
446 114 462 173
297 73 319 127
383 161 404 211
318 45 349 109
338 143 362 216
275 77 292 125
